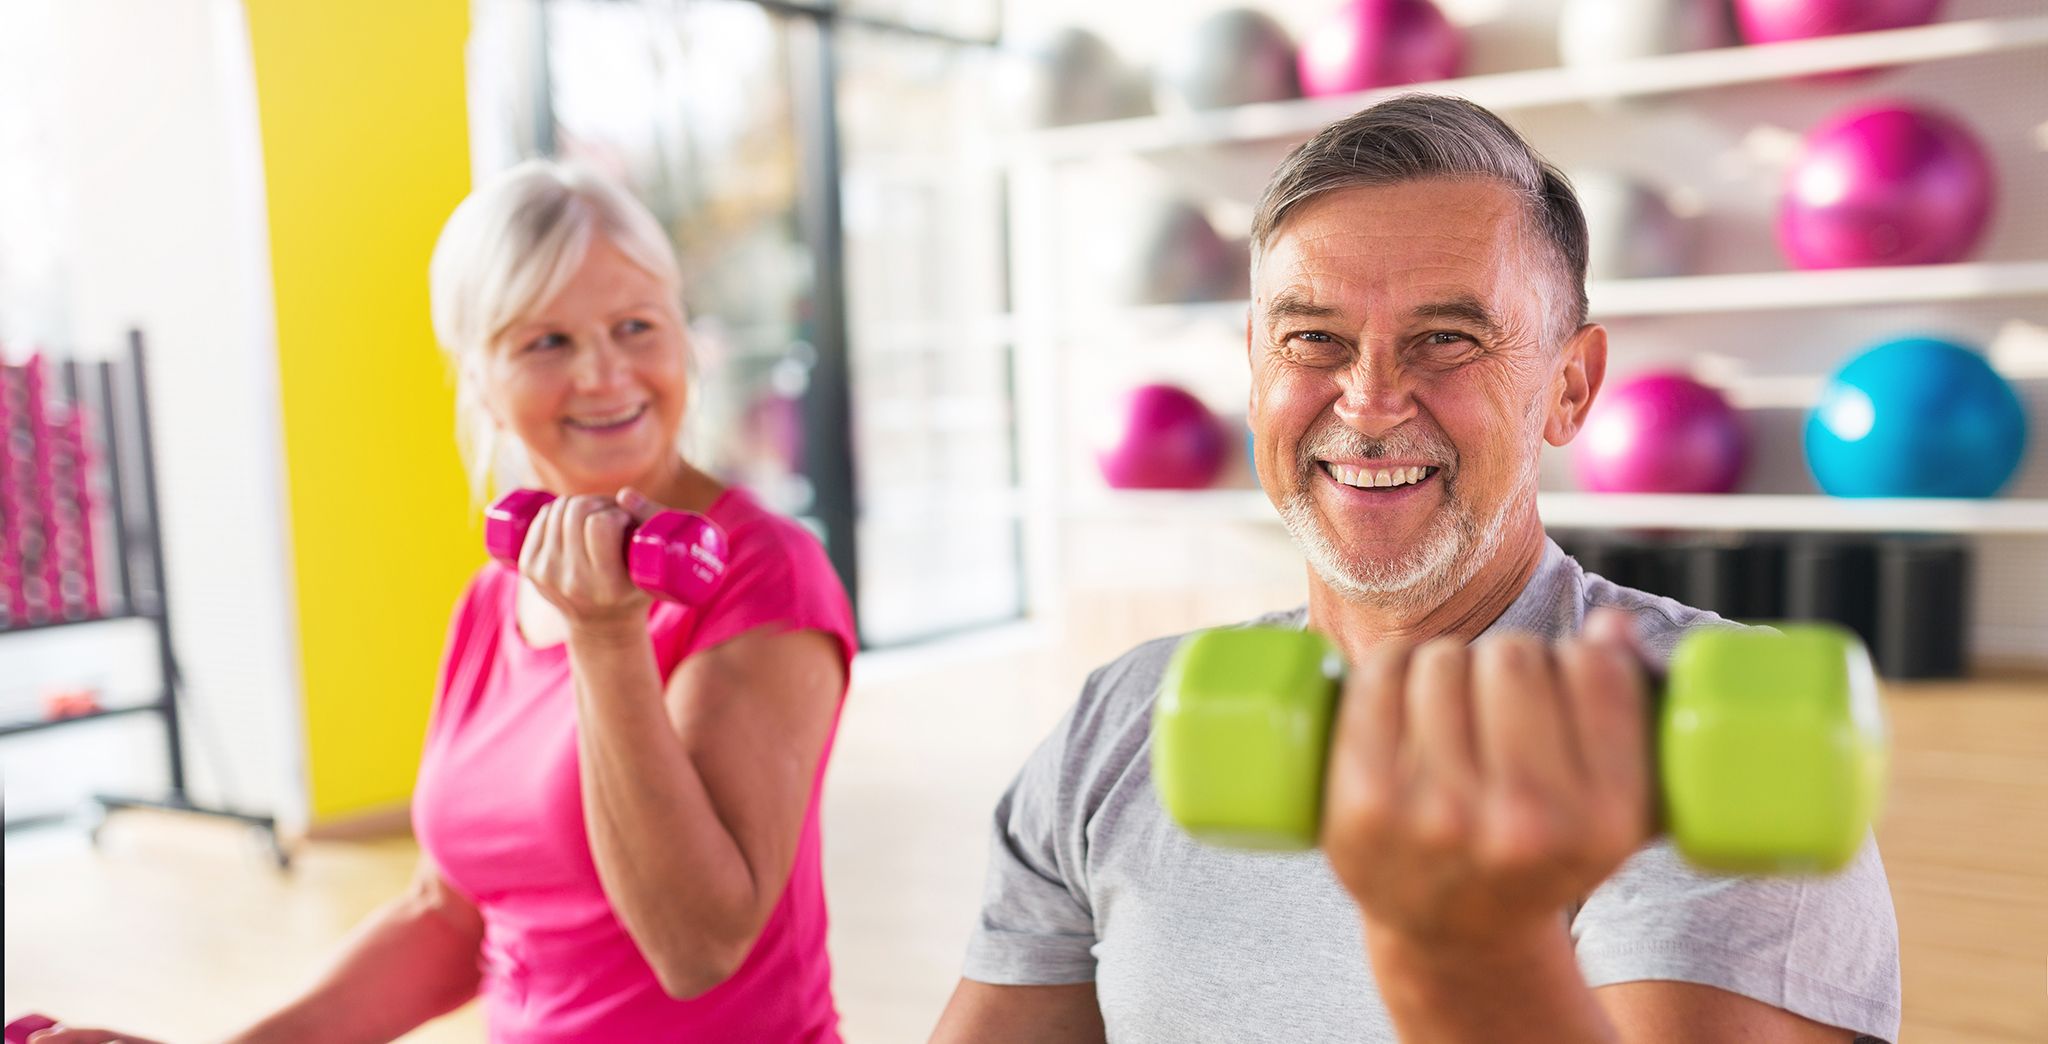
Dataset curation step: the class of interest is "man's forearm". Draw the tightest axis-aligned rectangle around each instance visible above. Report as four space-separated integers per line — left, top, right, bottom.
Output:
1365 917 1616 1044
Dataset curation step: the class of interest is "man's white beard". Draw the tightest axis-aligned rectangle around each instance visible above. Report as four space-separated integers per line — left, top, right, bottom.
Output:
1277 426 1536 613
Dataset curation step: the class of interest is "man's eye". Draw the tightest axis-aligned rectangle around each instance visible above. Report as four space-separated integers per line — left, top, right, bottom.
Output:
1427 331 1469 345
1290 331 1334 344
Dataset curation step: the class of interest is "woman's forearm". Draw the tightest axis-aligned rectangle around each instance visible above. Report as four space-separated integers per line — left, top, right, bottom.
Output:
224 889 481 1044
566 625 763 998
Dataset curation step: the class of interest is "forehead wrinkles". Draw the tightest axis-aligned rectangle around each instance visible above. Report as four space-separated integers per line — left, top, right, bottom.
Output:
1260 192 1526 315
1262 241 1516 325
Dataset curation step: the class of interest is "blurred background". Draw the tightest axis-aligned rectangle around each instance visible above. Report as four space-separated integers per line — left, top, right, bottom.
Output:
3 0 2045 1039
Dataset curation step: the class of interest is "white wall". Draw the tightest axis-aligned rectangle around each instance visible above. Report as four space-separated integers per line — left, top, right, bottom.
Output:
0 0 304 829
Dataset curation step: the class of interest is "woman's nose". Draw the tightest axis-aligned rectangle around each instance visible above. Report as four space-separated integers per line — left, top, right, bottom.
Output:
572 336 629 390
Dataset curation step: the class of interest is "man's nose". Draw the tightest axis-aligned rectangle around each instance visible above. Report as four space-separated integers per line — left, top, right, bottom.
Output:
1332 353 1417 439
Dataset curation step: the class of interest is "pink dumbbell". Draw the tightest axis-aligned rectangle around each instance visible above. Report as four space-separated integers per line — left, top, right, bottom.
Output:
485 489 728 606
5 1014 57 1043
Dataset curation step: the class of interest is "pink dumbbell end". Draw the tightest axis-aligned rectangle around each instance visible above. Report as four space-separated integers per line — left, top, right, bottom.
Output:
628 509 729 606
5 1014 58 1043
484 488 558 570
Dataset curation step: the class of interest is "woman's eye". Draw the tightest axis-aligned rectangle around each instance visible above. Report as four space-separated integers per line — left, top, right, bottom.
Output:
525 332 570 353
618 318 653 337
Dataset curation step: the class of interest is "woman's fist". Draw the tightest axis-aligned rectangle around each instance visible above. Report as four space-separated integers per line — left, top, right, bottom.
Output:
516 487 667 629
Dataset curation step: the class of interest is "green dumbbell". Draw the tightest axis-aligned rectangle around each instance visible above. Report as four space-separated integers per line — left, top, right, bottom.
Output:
1151 623 1886 875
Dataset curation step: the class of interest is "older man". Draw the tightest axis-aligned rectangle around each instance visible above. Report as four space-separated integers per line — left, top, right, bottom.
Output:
931 95 1900 1043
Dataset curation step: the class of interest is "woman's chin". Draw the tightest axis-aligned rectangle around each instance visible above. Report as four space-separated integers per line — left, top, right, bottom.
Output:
535 463 656 497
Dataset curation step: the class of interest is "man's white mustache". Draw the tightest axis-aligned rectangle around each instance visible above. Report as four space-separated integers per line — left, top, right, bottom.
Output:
1299 428 1457 470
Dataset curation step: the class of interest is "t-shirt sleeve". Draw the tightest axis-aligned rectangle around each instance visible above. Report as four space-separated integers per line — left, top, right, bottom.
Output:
962 700 1101 985
679 515 857 671
1572 836 1902 1041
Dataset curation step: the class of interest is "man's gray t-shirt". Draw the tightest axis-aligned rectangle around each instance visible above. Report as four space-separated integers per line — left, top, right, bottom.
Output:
963 540 1901 1042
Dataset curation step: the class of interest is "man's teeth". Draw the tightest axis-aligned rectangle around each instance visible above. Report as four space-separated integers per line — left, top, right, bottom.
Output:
569 405 644 429
1328 463 1431 489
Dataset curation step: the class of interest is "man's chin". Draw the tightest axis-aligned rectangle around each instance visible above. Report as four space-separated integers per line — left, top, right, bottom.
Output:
1315 522 1448 578
1304 531 1458 601
1281 496 1478 603
1322 552 1445 599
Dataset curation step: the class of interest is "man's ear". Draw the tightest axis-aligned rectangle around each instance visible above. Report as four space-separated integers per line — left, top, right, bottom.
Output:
1544 323 1606 447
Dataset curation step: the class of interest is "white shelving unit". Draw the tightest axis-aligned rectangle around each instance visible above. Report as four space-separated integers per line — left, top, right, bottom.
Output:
1007 14 2048 162
1007 260 2048 335
1002 11 2048 658
1069 489 2048 537
1588 261 2048 318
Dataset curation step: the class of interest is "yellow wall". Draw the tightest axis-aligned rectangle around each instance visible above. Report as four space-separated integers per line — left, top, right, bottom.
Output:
243 0 479 823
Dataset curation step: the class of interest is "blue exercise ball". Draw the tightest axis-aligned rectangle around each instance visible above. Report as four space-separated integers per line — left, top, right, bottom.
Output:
1805 337 2027 497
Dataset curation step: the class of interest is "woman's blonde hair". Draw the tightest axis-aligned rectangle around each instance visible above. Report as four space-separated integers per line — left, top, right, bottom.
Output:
428 158 685 499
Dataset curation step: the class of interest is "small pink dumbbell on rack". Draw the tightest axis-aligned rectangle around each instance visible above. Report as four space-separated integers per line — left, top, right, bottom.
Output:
5 1014 58 1043
485 489 728 606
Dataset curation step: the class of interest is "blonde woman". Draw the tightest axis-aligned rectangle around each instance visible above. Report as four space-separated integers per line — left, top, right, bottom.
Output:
34 160 855 1043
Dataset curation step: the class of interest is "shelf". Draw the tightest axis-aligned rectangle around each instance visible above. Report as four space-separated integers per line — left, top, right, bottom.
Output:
1034 262 2048 337
1068 489 2048 536
1588 262 2048 318
854 314 1018 356
1539 493 2048 534
1007 15 2048 163
859 395 1014 433
1068 488 1279 523
0 609 151 639
860 487 1029 527
0 700 164 740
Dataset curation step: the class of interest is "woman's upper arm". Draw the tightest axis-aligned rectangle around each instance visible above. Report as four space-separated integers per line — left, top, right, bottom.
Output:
1598 981 1864 1043
662 625 846 908
405 852 484 941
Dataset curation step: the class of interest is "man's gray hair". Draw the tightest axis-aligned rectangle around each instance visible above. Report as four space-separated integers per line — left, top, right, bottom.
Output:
1250 94 1590 339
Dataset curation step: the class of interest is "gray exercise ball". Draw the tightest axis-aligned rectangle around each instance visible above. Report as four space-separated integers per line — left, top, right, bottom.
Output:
1571 169 1692 280
1558 0 1734 66
1106 198 1246 305
999 26 1153 129
1156 8 1302 112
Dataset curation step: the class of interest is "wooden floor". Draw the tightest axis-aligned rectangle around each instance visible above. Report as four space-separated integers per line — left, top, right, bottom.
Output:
1879 670 2048 1043
5 649 2045 1042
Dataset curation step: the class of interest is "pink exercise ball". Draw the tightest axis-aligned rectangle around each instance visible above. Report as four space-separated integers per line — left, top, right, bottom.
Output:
1095 384 1228 490
1298 0 1464 97
1777 102 1994 270
1574 372 1747 494
1733 0 1943 44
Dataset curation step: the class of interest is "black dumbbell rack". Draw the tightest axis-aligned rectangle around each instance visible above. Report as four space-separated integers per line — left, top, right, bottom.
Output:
1 331 286 868
1551 528 1974 680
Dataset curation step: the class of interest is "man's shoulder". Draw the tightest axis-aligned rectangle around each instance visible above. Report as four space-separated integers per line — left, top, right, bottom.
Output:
1572 563 1739 662
1071 608 1309 742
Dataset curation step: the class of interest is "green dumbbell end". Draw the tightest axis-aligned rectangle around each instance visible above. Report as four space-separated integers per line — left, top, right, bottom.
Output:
1153 626 1343 850
1661 623 1886 875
